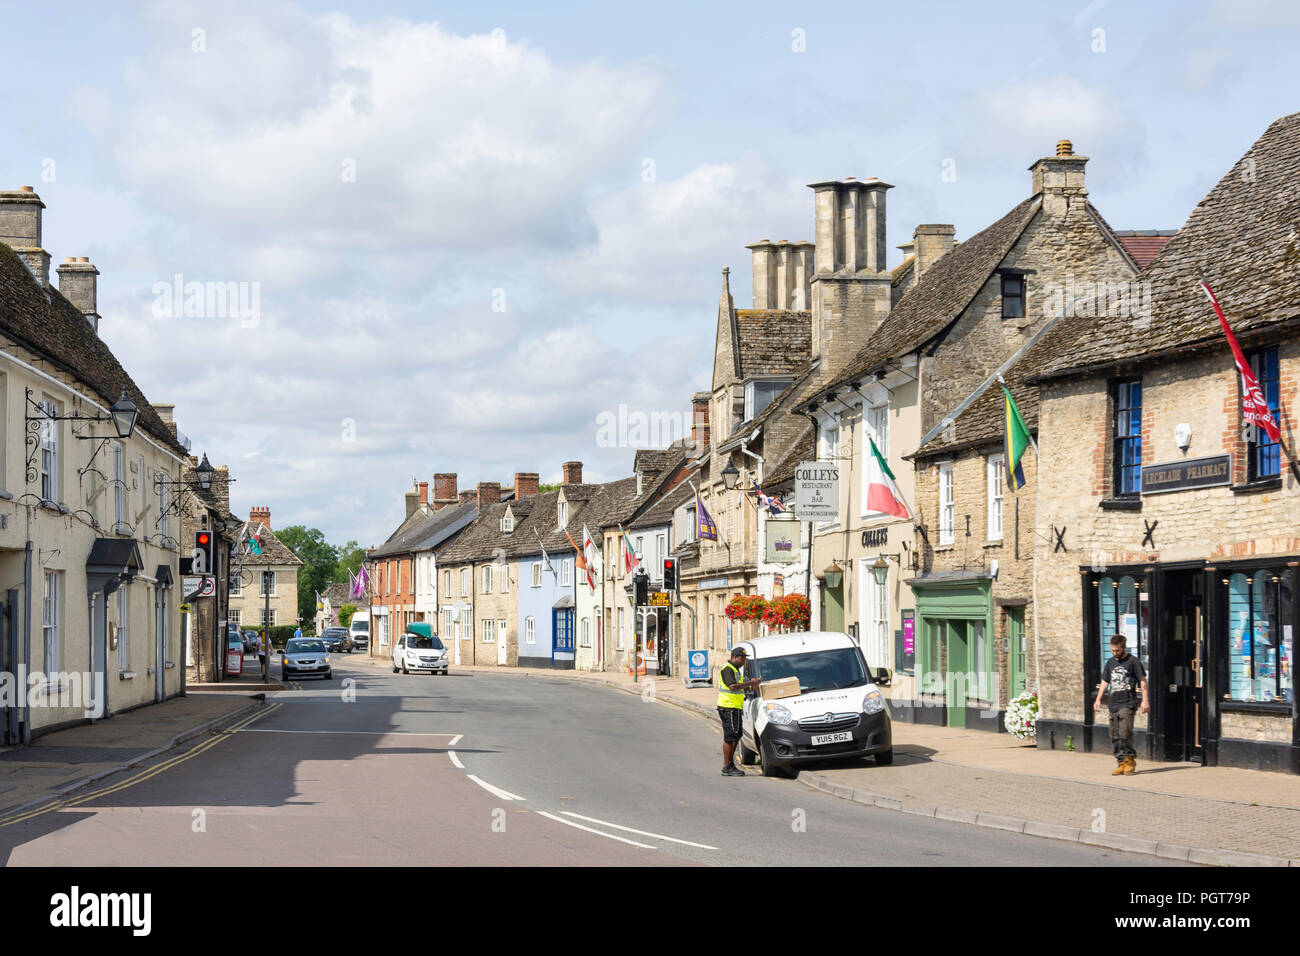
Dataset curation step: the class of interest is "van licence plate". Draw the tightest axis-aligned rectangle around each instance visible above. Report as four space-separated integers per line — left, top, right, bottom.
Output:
811 731 852 746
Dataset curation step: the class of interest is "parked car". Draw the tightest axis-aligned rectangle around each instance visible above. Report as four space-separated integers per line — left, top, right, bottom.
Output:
242 630 259 654
391 623 448 675
280 638 332 681
321 627 354 653
348 612 369 649
737 631 892 778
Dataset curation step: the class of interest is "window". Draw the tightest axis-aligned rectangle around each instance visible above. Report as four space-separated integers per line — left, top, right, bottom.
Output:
261 608 276 627
444 570 451 595
581 617 591 647
938 463 954 545
229 574 242 597
261 571 276 597
1226 569 1293 703
532 562 542 587
444 610 454 633
526 616 536 644
1098 575 1149 674
137 454 146 513
460 569 469 596
558 500 568 529
482 566 493 593
501 564 510 593
113 442 125 529
686 507 696 543
229 608 241 626
708 606 715 649
39 398 59 503
500 511 514 533
117 586 130 671
1247 347 1281 480
482 620 496 643
744 378 792 421
1114 380 1142 495
42 571 60 675
655 533 667 579
820 422 840 528
561 560 571 587
1001 273 1025 319
635 536 644 571
866 404 888 457
987 455 1004 541
617 607 625 649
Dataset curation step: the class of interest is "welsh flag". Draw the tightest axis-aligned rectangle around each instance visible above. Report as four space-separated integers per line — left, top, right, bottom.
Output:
865 438 909 518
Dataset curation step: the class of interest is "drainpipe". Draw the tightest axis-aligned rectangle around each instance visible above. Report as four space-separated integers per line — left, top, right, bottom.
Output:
22 539 32 744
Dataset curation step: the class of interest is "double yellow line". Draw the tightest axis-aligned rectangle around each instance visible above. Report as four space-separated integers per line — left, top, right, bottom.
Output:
0 701 280 828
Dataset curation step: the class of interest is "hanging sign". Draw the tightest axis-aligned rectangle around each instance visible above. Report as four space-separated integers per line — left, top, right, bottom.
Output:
794 462 839 521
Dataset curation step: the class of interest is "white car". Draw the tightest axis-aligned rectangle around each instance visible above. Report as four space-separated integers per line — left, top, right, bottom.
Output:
737 631 893 777
391 626 449 675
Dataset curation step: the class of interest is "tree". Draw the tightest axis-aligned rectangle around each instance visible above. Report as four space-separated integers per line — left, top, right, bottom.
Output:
335 540 367 581
339 604 358 628
275 526 340 626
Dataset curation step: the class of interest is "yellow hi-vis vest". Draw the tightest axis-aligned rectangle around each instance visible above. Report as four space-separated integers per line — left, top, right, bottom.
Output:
717 664 744 709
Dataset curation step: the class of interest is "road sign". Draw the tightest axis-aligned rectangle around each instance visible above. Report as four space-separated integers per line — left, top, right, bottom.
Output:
793 461 839 521
179 603 193 614
183 576 216 598
684 649 711 688
649 591 670 607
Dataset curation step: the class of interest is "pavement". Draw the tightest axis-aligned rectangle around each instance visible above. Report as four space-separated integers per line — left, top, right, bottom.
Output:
2 644 1297 865
344 650 1300 866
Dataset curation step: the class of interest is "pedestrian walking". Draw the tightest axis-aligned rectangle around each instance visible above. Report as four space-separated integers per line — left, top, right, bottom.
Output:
717 647 761 777
1093 634 1150 775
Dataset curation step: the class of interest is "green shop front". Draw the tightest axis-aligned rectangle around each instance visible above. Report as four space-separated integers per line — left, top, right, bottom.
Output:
905 571 1024 732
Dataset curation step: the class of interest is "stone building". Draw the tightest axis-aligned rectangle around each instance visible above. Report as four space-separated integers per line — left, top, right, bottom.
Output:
799 141 1142 721
227 506 303 633
1031 112 1300 773
176 456 241 683
0 187 189 741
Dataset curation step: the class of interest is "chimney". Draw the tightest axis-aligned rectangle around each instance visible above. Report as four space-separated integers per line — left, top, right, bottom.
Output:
747 240 814 311
1029 139 1088 218
514 472 540 498
56 256 100 332
405 482 420 519
418 481 429 510
747 240 776 309
807 176 895 362
433 473 458 510
562 461 583 485
476 481 501 511
459 490 477 504
213 466 231 511
912 224 956 281
0 187 51 287
152 403 175 424
691 392 711 456
249 505 271 529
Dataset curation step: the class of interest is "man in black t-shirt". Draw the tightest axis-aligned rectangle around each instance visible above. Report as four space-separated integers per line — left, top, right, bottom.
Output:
1093 634 1150 775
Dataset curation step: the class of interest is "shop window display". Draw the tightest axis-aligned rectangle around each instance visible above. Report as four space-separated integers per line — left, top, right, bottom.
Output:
1226 570 1293 703
1098 575 1148 673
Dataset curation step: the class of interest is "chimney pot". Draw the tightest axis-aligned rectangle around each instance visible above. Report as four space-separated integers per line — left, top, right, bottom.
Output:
418 481 429 505
19 186 33 193
432 472 459 510
1057 139 1073 157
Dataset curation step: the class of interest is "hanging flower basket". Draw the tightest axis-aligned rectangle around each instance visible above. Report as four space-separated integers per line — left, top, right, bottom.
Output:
1004 691 1039 740
724 594 766 622
761 593 810 632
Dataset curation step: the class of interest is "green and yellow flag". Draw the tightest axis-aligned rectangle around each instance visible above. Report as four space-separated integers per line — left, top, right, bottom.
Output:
1002 384 1031 491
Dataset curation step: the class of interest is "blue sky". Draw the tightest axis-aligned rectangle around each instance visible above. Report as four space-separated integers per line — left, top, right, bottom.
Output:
2 0 1296 545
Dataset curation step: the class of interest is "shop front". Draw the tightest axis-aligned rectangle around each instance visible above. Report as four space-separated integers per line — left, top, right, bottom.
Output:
1070 559 1296 772
908 572 999 731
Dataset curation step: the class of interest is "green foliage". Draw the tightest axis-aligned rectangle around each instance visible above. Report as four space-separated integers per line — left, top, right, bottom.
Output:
339 603 358 628
538 482 562 492
1065 735 1076 752
335 541 366 581
276 525 340 625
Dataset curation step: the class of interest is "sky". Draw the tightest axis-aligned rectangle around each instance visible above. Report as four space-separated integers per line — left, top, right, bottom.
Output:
2 0 1297 546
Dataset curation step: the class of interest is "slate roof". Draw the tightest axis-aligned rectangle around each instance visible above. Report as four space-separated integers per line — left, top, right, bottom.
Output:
239 524 304 567
734 309 811 378
1039 111 1300 376
829 196 1042 382
629 480 692 531
1115 230 1176 269
369 499 477 559
0 242 188 456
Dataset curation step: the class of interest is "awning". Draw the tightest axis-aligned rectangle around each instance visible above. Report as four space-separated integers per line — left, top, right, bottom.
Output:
86 538 143 595
155 565 174 588
552 594 574 610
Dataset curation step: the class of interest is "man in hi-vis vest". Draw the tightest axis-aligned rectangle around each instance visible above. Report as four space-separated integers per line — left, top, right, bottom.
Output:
718 647 762 776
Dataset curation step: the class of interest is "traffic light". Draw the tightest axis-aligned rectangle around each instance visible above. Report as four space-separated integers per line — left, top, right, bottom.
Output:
193 529 214 575
633 571 649 607
662 558 676 591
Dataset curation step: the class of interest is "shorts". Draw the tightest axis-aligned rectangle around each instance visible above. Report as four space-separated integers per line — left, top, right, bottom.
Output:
717 707 743 742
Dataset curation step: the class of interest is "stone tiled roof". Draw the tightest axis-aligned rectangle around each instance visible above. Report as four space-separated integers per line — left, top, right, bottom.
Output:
831 196 1041 381
0 242 188 456
1040 112 1300 376
369 499 477 559
239 525 304 567
764 425 815 487
1115 230 1176 269
734 309 811 378
629 480 692 530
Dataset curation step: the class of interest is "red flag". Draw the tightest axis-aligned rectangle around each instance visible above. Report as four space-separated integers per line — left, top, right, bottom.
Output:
564 529 595 590
1201 282 1282 443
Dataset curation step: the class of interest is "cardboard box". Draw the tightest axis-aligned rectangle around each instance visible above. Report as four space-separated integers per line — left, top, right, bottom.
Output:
760 676 801 701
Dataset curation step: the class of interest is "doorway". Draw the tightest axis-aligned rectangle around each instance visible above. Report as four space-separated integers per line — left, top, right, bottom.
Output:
823 582 844 632
1160 570 1204 762
1007 609 1027 699
497 620 508 666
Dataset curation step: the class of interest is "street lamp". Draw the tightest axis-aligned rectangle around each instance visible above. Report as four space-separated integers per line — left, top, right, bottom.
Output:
108 389 139 439
871 555 890 587
721 458 740 490
823 561 843 590
195 454 215 491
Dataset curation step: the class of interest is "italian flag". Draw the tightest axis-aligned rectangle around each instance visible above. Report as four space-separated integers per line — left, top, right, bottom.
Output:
866 438 910 518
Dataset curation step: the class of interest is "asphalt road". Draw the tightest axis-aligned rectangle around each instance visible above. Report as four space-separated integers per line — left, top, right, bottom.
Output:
0 658 1182 866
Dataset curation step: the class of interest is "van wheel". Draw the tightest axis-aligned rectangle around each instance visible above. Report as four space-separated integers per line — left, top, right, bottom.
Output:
738 739 758 766
875 749 894 766
760 735 785 778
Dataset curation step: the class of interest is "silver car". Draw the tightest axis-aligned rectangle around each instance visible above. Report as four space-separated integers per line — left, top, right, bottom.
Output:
280 638 332 681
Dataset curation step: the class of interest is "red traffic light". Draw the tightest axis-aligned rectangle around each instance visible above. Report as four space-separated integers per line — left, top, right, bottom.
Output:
197 532 210 545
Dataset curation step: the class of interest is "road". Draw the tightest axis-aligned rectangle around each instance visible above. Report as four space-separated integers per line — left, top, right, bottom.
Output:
0 658 1181 866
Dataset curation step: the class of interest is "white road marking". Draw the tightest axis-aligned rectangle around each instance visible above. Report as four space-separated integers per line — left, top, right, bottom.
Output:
448 734 463 747
466 775 525 801
537 811 655 849
559 812 718 850
237 729 458 737
448 751 464 769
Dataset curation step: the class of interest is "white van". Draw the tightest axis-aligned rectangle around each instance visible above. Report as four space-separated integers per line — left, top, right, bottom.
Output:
348 610 370 649
736 631 893 777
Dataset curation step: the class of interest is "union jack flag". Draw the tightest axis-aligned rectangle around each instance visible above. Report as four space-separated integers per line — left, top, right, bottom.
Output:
751 478 789 516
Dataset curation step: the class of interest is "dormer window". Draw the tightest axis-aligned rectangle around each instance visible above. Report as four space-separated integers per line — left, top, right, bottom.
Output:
558 500 568 529
500 509 515 533
744 378 793 421
636 472 643 496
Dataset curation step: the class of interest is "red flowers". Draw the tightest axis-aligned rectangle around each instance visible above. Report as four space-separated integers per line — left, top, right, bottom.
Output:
724 594 766 622
762 594 810 632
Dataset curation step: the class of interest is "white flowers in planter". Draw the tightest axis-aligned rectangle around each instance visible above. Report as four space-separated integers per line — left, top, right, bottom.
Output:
1004 690 1039 740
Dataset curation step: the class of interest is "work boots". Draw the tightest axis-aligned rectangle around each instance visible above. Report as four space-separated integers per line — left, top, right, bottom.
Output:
1121 755 1137 775
1112 760 1126 776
